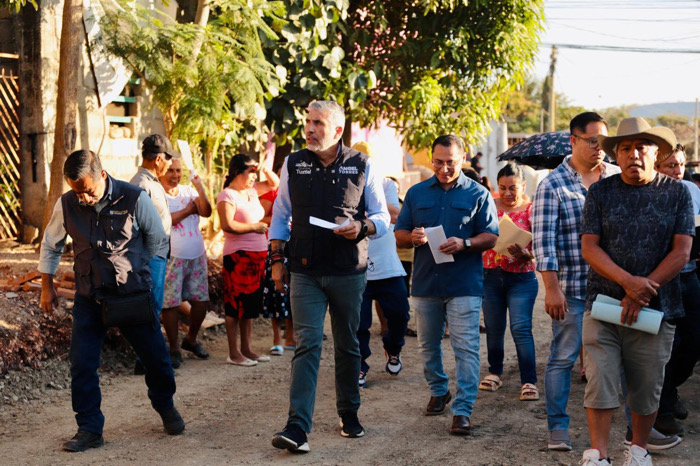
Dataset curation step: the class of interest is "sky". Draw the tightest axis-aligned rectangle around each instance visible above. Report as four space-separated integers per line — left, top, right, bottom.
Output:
533 0 700 110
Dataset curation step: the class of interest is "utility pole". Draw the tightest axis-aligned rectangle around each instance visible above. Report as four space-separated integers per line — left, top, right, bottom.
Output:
548 46 557 132
695 98 698 161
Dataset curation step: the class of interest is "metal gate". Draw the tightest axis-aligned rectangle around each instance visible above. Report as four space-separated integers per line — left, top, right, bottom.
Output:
0 53 20 240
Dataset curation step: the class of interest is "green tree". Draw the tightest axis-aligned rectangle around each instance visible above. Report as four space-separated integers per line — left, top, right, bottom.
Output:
99 0 286 201
265 0 545 150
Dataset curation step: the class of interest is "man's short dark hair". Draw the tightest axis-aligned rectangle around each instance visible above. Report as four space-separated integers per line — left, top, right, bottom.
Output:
63 150 102 181
432 135 465 154
570 112 607 135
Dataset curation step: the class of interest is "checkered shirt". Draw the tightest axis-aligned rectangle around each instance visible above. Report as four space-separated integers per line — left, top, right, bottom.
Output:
532 155 620 299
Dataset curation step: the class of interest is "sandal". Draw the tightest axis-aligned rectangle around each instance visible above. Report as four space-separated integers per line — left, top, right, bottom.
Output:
520 383 539 401
478 374 502 392
270 345 284 356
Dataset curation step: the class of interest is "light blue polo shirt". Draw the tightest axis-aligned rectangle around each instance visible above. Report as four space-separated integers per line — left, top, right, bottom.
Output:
395 172 498 298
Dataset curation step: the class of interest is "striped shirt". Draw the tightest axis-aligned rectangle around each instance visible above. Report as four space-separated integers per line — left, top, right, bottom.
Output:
532 155 620 299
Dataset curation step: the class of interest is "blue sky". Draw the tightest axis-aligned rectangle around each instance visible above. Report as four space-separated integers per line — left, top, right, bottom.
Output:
533 0 700 109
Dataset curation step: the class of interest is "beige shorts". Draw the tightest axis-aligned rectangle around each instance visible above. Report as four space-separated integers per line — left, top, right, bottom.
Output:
582 311 675 415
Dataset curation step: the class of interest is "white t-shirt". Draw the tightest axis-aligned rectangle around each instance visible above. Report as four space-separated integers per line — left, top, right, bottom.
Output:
367 179 405 281
166 184 206 260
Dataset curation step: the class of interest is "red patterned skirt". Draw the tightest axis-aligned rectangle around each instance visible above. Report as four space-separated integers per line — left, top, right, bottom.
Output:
222 250 267 319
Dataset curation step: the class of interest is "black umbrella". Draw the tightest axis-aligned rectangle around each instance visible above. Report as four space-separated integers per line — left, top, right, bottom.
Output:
498 130 572 170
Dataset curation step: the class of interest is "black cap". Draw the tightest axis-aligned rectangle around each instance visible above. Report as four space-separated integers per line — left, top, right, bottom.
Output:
142 134 181 159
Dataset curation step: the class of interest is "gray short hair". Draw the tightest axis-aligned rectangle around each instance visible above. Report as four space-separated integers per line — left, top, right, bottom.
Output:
308 100 345 130
63 150 102 181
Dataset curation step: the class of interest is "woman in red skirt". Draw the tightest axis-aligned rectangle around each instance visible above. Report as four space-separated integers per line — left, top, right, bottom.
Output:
217 154 278 366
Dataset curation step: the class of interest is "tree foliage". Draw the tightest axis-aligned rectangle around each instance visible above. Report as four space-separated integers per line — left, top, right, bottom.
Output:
0 0 37 12
265 0 545 150
99 0 285 148
500 76 588 134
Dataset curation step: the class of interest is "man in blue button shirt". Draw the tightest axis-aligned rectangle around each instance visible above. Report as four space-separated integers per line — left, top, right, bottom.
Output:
395 134 498 435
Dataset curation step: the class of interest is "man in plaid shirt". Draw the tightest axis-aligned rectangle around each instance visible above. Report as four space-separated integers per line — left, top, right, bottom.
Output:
532 112 619 451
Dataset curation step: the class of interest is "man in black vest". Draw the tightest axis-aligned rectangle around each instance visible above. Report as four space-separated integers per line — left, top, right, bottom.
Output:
269 101 390 452
38 150 184 452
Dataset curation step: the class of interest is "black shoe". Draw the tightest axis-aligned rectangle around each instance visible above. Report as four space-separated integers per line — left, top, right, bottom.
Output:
405 328 418 337
673 396 688 420
159 407 185 435
170 351 183 369
654 413 684 437
425 391 452 416
450 415 471 436
339 412 365 438
272 423 310 452
181 339 210 360
63 431 104 452
134 360 146 375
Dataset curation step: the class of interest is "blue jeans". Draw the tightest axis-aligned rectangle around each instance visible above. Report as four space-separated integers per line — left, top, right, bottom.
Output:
414 296 481 417
150 255 167 316
358 276 410 374
482 269 538 384
70 294 176 435
544 295 585 431
287 272 366 433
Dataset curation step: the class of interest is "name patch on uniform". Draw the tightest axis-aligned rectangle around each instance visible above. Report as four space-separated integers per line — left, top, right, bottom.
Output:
110 210 128 215
295 161 312 175
338 166 358 175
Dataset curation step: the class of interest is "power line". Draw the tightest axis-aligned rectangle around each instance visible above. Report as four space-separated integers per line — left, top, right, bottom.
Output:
541 43 700 54
549 22 700 43
548 16 700 22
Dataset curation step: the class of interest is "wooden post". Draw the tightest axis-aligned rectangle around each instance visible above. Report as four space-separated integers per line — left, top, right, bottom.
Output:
40 0 84 235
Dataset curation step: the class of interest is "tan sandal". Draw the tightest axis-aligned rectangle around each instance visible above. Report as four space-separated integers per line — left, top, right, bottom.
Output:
478 374 502 391
520 383 539 401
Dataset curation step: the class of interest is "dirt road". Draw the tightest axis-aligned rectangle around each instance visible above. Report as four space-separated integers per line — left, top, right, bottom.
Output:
1 272 698 465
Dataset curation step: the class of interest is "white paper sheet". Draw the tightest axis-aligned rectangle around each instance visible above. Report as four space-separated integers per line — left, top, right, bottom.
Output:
309 216 350 230
492 213 532 258
176 140 195 172
424 226 454 264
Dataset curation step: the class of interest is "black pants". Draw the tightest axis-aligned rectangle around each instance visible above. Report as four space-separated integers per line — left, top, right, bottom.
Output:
658 271 700 414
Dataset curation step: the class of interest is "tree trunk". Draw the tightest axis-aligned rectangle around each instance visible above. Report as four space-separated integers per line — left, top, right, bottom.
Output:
40 0 84 234
190 0 210 63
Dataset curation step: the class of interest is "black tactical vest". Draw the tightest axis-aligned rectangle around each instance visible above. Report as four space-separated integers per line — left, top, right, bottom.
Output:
62 177 152 300
287 144 369 275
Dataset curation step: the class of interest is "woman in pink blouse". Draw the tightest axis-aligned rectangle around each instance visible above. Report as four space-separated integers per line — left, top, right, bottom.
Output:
478 163 539 401
217 154 278 366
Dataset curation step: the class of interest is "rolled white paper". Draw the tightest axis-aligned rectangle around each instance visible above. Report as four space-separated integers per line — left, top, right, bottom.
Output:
591 294 663 335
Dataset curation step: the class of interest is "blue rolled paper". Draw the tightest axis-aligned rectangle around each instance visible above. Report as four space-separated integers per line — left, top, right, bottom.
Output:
591 294 663 335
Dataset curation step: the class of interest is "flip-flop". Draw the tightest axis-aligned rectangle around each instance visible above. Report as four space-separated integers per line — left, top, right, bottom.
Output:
256 355 271 362
226 357 258 367
283 345 297 351
478 374 502 391
270 345 284 356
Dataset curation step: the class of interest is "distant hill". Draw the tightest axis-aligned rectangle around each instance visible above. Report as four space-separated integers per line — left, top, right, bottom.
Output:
630 102 696 120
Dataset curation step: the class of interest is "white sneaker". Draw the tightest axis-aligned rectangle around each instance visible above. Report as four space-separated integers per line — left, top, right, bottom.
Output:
579 449 611 466
623 445 653 466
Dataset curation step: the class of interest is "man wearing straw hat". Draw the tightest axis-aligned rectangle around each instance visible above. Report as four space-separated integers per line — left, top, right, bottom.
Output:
578 117 694 466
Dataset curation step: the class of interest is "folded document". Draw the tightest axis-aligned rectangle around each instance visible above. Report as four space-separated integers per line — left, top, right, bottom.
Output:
591 294 663 335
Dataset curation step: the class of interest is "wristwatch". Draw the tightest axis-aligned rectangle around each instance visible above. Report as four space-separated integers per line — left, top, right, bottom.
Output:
357 220 369 240
463 238 471 249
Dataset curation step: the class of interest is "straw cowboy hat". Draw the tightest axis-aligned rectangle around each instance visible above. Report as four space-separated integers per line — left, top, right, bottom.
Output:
597 117 677 163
